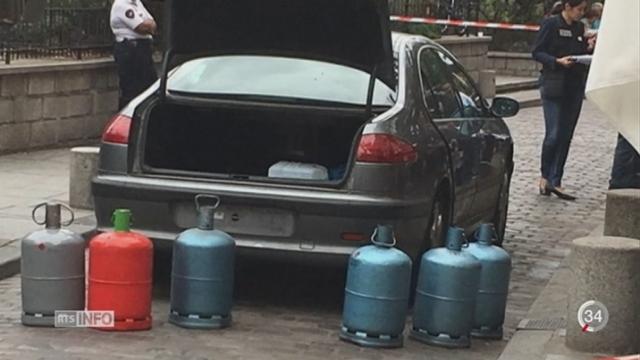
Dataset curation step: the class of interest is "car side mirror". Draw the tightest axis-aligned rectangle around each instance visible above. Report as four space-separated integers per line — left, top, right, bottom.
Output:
490 97 520 118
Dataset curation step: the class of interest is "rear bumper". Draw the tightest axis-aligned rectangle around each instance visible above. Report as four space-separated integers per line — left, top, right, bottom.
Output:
92 174 431 259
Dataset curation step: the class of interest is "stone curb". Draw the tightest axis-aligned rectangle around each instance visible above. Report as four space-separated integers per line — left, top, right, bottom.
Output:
496 89 542 110
496 80 539 94
519 97 543 109
0 240 20 280
0 221 97 281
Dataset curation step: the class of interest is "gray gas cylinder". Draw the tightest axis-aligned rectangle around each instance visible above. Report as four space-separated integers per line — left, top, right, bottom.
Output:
411 227 481 348
169 195 236 329
463 223 512 339
21 203 85 327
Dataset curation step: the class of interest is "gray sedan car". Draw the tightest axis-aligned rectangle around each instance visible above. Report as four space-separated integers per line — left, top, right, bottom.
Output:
92 0 518 264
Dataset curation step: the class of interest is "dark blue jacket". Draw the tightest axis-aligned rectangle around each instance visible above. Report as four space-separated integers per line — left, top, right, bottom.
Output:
532 15 589 84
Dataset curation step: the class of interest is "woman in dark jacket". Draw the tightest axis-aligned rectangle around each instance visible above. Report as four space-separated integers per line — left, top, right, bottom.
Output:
532 0 592 200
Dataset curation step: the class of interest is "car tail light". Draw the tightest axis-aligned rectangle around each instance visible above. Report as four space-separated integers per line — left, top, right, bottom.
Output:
356 134 418 163
102 114 132 144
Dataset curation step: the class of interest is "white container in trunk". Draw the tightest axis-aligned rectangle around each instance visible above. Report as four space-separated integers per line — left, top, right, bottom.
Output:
268 162 329 180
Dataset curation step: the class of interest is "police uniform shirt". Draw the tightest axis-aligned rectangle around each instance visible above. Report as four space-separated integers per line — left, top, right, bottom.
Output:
532 14 589 80
110 0 154 42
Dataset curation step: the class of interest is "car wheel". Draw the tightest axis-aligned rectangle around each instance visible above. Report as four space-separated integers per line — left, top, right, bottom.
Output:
426 190 449 249
493 172 510 246
410 189 449 306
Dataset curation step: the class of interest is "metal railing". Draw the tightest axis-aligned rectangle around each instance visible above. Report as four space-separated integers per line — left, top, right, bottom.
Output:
1 6 113 64
389 0 482 37
389 0 480 22
389 0 542 51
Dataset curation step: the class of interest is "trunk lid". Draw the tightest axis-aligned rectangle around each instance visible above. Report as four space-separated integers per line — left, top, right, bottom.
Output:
161 0 395 88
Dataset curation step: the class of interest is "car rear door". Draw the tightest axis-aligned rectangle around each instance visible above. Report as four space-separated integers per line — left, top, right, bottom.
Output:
417 46 481 227
432 50 501 223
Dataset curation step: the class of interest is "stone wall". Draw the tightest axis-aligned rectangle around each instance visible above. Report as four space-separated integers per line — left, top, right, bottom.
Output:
488 51 542 77
0 60 119 154
437 36 491 82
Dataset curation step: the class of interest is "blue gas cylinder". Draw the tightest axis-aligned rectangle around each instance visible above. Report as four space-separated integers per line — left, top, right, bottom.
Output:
411 227 481 348
169 195 235 329
340 225 412 348
463 223 511 339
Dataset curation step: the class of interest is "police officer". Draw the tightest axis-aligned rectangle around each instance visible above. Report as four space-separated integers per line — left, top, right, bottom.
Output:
532 0 594 200
110 0 157 109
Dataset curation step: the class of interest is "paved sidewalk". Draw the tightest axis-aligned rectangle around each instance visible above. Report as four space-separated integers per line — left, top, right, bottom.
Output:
498 266 599 360
499 101 616 338
497 226 639 360
0 148 95 278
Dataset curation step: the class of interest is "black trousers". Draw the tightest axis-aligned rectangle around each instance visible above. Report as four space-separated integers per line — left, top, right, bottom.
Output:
113 39 157 109
609 134 640 189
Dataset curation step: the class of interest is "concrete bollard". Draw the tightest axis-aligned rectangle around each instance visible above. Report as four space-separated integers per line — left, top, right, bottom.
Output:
69 146 100 210
478 70 496 99
566 236 640 355
604 189 640 240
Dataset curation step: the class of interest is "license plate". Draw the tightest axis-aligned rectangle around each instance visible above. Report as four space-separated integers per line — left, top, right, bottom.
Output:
173 203 295 237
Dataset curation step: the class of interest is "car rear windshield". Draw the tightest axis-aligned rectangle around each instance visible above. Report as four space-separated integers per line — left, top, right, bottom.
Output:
168 55 396 106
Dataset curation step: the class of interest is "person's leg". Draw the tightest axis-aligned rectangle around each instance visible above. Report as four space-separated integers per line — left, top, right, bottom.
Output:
610 134 640 189
113 42 137 109
130 41 157 98
128 43 147 100
140 42 157 89
550 92 584 188
541 98 562 184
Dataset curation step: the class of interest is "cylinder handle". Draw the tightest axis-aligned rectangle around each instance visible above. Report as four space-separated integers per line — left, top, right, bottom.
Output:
195 194 221 210
370 226 397 248
31 202 75 227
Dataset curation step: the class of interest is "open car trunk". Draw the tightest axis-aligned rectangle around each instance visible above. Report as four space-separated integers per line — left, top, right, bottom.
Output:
142 102 369 182
161 0 395 90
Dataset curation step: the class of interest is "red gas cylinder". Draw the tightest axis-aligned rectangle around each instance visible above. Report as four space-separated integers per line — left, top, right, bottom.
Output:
88 209 153 331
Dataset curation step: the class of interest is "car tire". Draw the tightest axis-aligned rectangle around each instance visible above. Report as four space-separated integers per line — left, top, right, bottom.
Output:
410 188 450 306
425 190 449 250
493 171 511 246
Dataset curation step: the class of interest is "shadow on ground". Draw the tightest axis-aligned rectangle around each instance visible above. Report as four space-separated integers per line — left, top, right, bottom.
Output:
151 246 347 313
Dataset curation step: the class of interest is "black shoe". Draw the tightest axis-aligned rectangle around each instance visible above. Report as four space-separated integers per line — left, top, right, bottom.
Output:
546 186 577 201
539 185 551 196
539 179 551 196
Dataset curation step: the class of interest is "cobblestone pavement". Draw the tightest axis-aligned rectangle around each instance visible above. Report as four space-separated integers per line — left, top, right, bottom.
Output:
501 101 616 337
0 102 617 359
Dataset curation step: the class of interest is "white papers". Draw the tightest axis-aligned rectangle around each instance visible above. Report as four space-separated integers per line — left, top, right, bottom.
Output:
570 55 593 65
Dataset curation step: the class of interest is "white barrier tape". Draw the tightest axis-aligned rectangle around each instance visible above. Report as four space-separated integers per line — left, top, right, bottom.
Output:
390 15 541 32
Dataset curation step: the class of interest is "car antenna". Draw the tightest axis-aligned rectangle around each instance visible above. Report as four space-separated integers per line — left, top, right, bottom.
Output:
365 65 378 118
159 49 173 102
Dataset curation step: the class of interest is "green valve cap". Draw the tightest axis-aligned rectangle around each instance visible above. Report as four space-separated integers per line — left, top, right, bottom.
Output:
113 209 132 232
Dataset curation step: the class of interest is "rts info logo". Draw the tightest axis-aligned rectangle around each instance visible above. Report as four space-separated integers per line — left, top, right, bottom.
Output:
54 311 115 328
